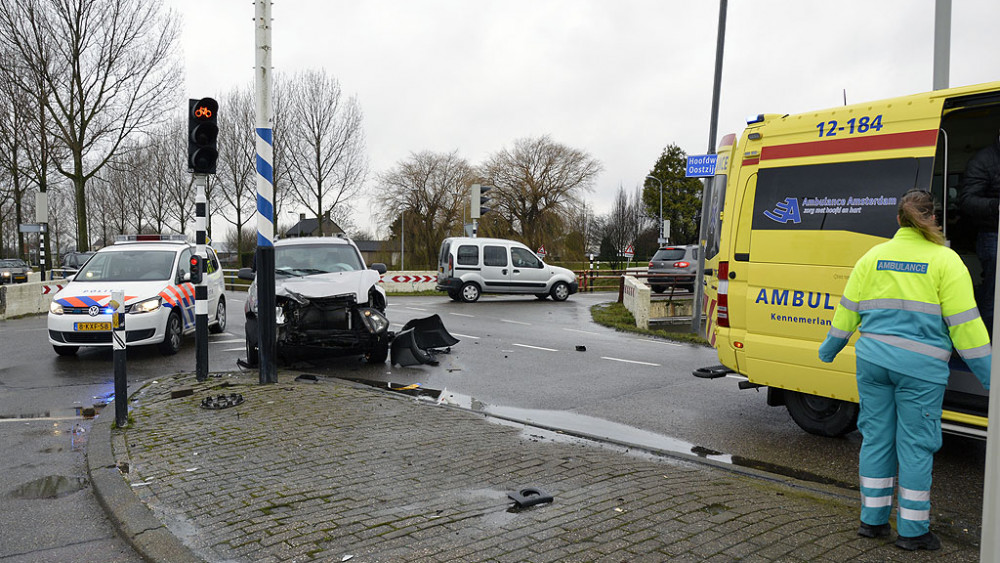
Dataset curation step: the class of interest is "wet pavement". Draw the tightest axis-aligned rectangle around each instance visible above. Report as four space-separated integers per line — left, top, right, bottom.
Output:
89 371 981 562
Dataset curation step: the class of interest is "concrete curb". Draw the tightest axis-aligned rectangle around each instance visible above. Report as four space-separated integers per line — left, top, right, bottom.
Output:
87 400 203 563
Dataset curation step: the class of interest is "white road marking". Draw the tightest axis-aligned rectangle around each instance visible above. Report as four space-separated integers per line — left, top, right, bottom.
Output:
451 332 479 339
449 313 475 318
725 374 746 380
642 338 683 347
513 343 557 352
210 339 244 344
501 319 531 325
222 347 245 352
405 307 428 312
601 356 661 367
563 328 601 336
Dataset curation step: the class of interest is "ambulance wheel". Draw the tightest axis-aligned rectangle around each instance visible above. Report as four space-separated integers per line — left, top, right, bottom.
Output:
53 345 79 356
158 311 183 356
460 282 480 303
209 297 227 334
785 391 858 437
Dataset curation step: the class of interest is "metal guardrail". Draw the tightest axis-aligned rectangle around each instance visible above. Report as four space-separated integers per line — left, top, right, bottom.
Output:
223 269 251 293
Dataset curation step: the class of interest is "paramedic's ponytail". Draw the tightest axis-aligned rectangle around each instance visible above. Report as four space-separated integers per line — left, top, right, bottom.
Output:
897 189 945 245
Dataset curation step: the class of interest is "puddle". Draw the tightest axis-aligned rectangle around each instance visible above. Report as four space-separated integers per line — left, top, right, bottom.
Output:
10 475 87 499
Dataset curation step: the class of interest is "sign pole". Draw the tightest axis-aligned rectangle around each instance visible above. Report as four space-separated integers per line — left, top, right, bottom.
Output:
111 290 127 428
255 0 277 384
981 203 1000 561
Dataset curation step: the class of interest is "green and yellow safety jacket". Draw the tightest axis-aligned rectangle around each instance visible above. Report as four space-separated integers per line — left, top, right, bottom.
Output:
819 227 992 389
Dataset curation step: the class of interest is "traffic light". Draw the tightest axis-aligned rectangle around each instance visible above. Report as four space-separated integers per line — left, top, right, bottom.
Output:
189 255 203 284
470 184 493 219
188 98 219 174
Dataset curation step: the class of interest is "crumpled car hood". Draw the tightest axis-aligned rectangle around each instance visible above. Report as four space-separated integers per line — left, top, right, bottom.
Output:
276 270 382 304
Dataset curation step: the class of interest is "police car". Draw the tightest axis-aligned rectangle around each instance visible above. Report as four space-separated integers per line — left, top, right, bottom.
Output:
47 235 227 356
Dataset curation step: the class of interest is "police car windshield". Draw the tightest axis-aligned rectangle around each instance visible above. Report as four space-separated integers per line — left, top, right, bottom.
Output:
275 244 363 277
75 250 176 282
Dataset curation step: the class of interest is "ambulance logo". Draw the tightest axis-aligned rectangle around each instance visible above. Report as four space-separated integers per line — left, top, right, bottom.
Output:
763 197 802 224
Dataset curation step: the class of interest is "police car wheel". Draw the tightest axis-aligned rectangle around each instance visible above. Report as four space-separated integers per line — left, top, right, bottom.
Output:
53 345 79 356
158 312 183 356
550 282 570 302
785 390 858 437
209 298 227 334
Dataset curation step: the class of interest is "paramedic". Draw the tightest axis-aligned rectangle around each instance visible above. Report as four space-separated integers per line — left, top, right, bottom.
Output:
957 134 1000 332
818 189 991 551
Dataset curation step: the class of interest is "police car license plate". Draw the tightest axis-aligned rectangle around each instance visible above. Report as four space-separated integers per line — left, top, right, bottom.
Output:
75 322 111 331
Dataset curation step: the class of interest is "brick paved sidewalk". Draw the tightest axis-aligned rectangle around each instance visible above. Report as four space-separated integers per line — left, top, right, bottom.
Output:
89 372 979 562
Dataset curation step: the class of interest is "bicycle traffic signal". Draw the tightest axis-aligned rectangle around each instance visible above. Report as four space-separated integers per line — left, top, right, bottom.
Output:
188 98 219 174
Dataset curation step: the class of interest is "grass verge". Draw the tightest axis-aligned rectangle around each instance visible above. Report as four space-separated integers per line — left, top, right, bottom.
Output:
590 301 710 346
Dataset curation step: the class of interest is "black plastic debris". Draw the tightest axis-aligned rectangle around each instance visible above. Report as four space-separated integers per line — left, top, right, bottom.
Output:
171 388 195 399
390 327 439 367
201 393 244 409
295 374 319 383
507 487 554 509
401 314 460 350
575 345 586 352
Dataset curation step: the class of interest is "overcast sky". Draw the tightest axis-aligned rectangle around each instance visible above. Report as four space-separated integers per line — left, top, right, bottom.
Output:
166 1 1000 237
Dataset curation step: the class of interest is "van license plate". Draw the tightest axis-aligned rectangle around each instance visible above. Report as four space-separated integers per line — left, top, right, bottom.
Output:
75 322 111 331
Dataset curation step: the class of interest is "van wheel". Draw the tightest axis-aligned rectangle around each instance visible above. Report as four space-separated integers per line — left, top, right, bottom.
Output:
785 391 858 437
535 293 548 300
447 290 461 301
550 282 570 302
460 282 481 303
158 312 183 356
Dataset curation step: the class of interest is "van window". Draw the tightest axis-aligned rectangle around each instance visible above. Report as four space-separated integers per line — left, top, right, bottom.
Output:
439 241 451 266
511 247 541 268
457 245 478 266
484 245 508 267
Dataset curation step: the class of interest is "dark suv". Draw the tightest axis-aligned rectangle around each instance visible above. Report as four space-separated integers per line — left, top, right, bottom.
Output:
59 251 95 278
647 245 698 293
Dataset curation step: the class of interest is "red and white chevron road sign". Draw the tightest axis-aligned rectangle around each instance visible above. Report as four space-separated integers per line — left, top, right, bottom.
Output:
41 284 64 294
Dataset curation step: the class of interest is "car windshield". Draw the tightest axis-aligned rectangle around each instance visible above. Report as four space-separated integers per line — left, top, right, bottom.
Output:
75 250 176 281
275 244 363 276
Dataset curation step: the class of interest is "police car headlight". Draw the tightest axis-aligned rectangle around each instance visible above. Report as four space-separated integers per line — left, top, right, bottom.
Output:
1 272 9 278
129 296 161 314
50 301 64 315
359 308 389 334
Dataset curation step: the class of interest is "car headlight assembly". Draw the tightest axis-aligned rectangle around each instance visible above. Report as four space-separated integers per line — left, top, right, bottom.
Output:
50 301 64 315
359 308 389 334
275 306 286 325
128 296 162 314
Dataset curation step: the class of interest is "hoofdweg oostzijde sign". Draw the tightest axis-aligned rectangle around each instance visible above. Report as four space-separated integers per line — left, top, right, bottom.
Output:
685 154 718 178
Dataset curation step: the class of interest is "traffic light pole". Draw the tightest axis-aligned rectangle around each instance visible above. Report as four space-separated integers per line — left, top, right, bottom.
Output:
255 0 278 384
194 174 209 382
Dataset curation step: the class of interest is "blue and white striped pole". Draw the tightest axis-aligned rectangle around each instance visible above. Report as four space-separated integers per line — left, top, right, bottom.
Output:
255 0 277 383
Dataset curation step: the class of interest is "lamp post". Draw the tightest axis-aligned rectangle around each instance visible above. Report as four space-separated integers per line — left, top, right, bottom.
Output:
646 175 663 243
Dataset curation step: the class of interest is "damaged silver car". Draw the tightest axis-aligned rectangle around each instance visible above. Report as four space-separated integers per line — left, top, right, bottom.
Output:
238 237 392 365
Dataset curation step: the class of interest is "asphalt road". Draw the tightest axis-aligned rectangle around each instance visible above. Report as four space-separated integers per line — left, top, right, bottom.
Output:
0 290 989 556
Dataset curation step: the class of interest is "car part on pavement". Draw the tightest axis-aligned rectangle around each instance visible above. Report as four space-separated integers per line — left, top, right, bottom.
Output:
507 487 553 509
400 314 460 350
390 328 438 367
201 393 244 409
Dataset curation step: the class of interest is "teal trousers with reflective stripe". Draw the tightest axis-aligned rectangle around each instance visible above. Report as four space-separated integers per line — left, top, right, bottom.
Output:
856 357 945 537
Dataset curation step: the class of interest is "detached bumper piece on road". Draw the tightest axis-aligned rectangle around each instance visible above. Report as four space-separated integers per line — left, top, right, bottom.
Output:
693 364 732 379
390 314 460 367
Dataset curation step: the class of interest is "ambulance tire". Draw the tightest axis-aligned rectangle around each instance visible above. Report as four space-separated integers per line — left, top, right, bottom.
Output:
158 311 183 356
209 297 227 334
784 390 858 437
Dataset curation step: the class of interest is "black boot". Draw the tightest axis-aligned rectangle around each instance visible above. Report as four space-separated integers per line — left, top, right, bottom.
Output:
857 522 891 538
895 531 941 551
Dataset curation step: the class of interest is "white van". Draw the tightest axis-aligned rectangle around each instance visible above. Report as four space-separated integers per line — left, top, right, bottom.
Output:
436 237 579 302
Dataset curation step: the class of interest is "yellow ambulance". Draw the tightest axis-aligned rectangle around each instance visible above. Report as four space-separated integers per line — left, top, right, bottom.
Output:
698 81 1000 439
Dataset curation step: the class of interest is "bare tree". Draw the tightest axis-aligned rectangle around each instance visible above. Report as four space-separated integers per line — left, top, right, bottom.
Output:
283 69 368 235
599 185 648 270
481 135 602 253
0 0 180 250
215 87 257 260
375 151 475 269
159 118 195 235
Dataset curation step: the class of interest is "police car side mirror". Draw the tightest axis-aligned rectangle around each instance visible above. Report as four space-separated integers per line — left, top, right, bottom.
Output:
182 272 191 282
237 267 255 281
370 263 387 275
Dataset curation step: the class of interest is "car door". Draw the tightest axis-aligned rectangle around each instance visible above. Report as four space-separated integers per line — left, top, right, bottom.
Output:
481 244 511 292
205 248 223 314
509 246 550 294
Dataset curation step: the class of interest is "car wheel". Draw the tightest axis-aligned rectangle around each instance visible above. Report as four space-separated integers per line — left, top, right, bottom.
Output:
245 337 259 367
784 390 858 437
209 298 227 334
447 290 461 301
365 339 390 364
158 311 183 356
460 282 480 303
651 286 666 294
550 281 570 302
535 293 549 300
53 345 79 356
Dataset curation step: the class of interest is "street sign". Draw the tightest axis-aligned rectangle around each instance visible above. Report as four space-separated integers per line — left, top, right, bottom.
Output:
19 223 46 233
537 245 546 258
621 244 635 259
685 154 718 178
